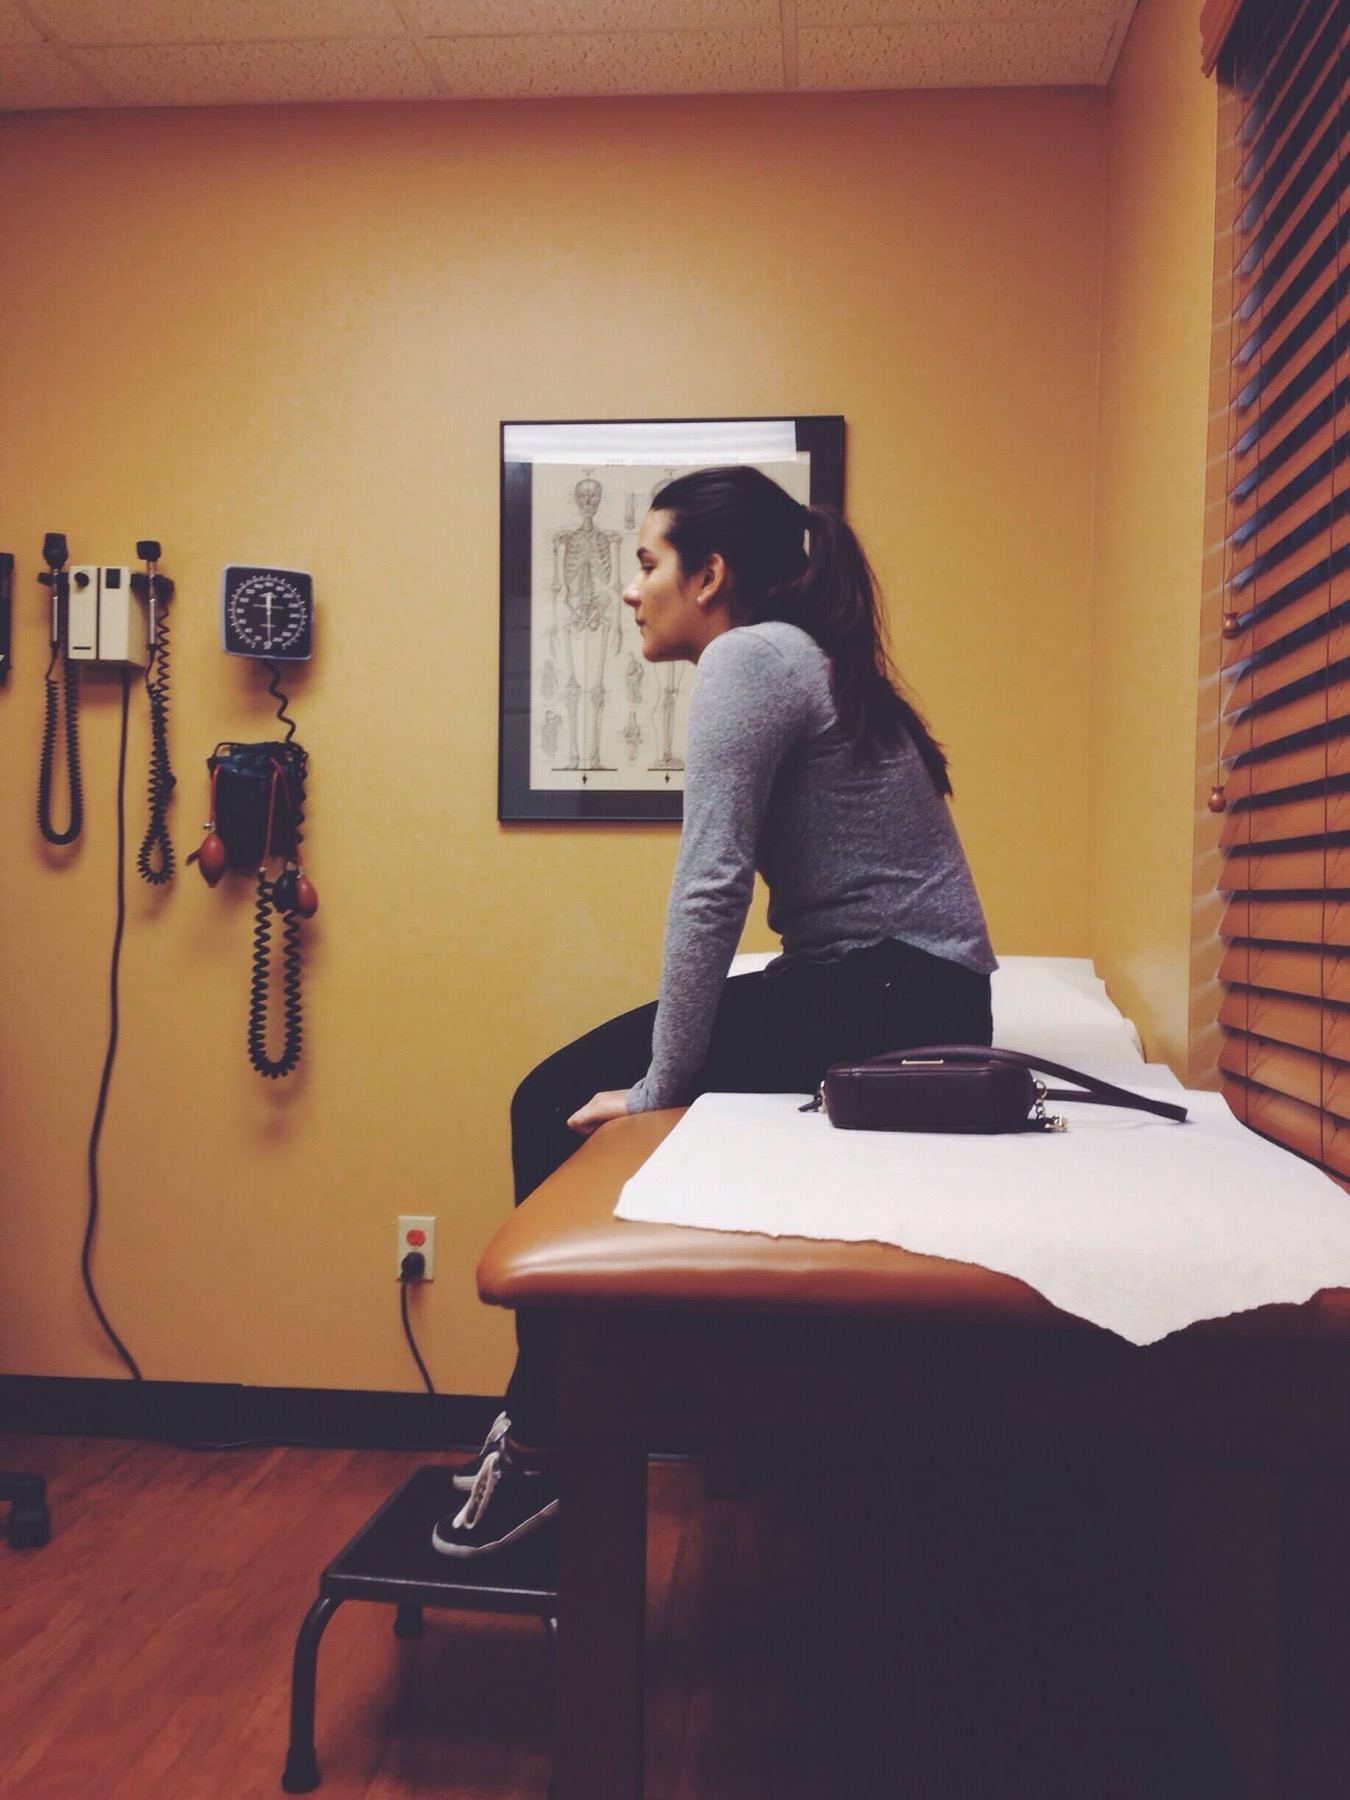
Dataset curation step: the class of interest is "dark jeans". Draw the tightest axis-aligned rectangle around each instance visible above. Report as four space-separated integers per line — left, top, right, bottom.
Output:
503 939 992 1444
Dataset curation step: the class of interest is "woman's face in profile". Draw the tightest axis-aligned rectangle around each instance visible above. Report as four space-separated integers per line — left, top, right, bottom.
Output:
623 510 707 663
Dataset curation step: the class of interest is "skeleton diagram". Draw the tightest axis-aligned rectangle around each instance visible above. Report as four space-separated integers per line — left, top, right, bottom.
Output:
546 476 624 771
623 654 645 763
650 661 685 771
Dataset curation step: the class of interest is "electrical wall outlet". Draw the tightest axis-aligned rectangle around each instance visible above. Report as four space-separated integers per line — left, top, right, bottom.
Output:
396 1215 435 1280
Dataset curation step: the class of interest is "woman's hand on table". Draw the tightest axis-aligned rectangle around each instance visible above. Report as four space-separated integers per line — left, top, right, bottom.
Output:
568 1089 632 1137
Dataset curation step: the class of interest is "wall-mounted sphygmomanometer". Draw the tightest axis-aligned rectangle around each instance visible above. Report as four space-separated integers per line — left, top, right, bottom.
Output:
192 565 318 1081
222 565 315 661
34 534 176 876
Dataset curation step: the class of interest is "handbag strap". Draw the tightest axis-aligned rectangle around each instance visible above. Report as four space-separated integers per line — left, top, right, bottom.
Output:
866 1044 1189 1124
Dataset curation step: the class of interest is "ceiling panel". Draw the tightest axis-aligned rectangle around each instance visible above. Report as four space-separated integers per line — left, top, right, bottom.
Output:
800 16 1127 89
426 27 784 100
75 37 436 108
25 1 407 43
407 1 785 29
0 4 40 39
795 0 1124 20
0 0 1141 111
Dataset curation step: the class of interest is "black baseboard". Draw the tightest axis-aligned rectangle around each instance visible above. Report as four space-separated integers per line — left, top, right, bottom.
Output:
0 1375 499 1453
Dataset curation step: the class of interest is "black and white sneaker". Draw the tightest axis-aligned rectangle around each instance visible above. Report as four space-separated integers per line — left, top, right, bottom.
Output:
431 1443 558 1558
452 1410 511 1491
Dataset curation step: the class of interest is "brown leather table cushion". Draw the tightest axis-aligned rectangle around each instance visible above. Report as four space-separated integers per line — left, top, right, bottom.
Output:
479 1111 1098 1327
477 1110 1350 1336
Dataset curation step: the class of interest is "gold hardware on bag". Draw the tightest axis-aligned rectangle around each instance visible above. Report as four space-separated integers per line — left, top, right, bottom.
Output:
1032 1079 1067 1132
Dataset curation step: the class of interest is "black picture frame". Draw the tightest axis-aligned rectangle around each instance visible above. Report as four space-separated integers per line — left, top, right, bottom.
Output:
498 415 845 823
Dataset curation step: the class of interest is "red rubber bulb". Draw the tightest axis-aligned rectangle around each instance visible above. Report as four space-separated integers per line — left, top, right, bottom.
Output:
294 873 319 918
197 832 228 886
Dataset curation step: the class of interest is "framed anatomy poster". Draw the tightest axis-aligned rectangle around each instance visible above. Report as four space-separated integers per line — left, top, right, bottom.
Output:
497 415 845 822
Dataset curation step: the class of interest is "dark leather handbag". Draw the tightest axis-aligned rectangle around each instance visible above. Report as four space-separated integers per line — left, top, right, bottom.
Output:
810 1044 1189 1134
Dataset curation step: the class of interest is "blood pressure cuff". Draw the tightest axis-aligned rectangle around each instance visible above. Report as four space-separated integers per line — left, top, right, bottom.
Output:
208 739 308 870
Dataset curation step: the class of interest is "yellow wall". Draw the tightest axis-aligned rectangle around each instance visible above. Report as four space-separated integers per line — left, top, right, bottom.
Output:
0 89 1111 1395
1088 0 1218 1079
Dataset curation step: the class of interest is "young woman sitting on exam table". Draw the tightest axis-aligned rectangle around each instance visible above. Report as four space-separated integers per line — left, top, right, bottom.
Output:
434 463 995 1557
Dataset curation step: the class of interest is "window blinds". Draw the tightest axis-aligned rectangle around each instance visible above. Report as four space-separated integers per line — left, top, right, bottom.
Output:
1212 0 1350 1179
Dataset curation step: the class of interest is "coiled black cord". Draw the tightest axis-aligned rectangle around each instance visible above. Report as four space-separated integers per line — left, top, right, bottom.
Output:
263 659 298 743
248 873 303 1078
137 605 175 884
38 644 83 845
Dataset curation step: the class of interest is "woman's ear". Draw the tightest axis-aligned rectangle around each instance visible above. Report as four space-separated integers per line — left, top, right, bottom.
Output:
697 552 729 609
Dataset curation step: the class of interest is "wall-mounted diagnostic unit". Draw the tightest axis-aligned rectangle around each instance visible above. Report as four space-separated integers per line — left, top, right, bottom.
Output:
35 536 175 854
67 565 148 665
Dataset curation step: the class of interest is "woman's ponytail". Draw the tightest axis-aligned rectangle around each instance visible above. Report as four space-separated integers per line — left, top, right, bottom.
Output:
768 506 952 797
654 466 952 796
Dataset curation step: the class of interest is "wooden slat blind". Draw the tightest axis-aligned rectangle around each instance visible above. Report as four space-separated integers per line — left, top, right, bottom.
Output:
1212 0 1350 1179
1202 0 1245 74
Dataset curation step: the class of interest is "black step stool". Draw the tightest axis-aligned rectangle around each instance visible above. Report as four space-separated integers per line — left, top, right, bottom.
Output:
281 1463 557 1793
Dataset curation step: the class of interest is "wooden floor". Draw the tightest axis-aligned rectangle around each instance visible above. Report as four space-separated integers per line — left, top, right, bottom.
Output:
0 1431 1253 1799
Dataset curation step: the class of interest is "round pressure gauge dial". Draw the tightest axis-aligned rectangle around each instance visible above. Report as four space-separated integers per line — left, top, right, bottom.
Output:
222 566 314 661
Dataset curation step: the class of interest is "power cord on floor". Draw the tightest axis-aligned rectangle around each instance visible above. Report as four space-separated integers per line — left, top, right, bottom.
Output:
399 1253 436 1394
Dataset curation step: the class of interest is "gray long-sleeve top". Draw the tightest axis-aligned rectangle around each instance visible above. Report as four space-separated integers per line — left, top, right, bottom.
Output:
627 621 996 1113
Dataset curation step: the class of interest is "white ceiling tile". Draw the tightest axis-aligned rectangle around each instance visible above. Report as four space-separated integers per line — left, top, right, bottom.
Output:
407 1 780 34
74 37 438 106
799 19 1120 89
428 28 782 98
0 4 44 44
797 1 1125 21
2 0 1143 107
0 42 108 106
26 1 405 45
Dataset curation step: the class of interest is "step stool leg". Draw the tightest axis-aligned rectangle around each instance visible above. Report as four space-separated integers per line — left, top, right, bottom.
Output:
281 1593 341 1793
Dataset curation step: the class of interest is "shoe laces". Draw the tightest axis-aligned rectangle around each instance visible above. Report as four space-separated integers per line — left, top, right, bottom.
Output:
452 1449 501 1532
481 1410 509 1450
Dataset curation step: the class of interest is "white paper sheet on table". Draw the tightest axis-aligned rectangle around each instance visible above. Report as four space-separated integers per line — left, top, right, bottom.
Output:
613 1089 1350 1346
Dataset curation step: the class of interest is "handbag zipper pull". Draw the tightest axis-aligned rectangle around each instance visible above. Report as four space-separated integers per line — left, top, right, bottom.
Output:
1033 1079 1067 1132
800 1087 824 1114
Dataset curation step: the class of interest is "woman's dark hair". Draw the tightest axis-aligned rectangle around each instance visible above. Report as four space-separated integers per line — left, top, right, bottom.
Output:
652 464 951 795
